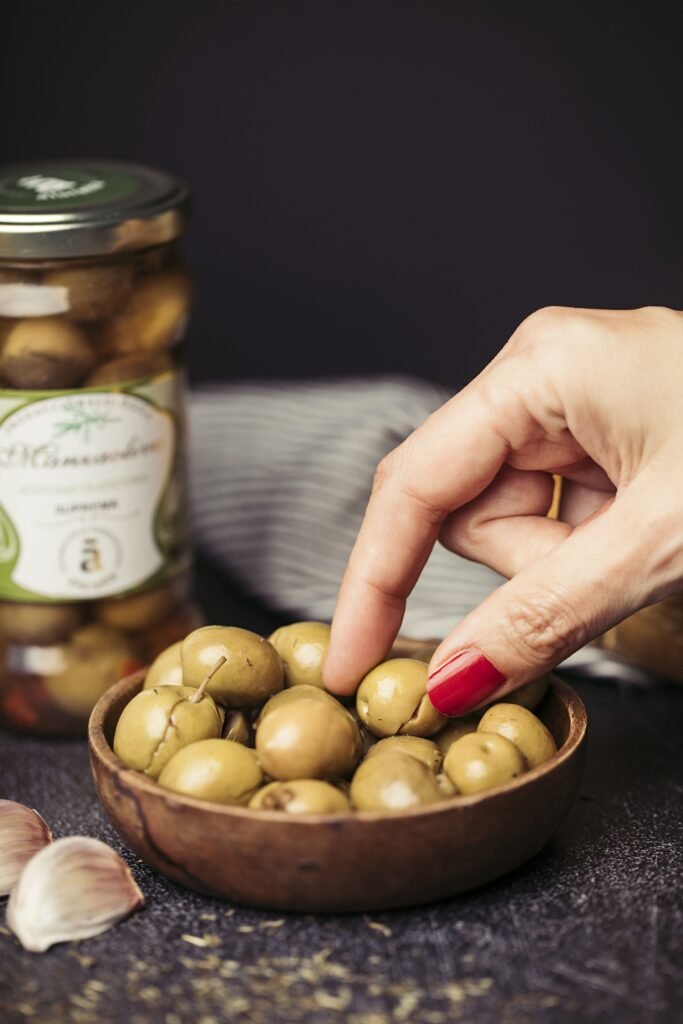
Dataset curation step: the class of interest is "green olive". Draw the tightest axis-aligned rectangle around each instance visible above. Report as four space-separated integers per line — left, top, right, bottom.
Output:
507 675 549 711
0 601 84 645
0 317 95 388
477 704 557 768
86 352 171 387
350 752 443 811
102 271 193 353
43 623 140 718
223 709 252 745
257 682 344 726
42 264 132 322
113 685 223 779
364 736 442 773
158 738 262 805
248 779 350 814
443 732 526 795
356 659 447 738
435 772 457 798
256 698 361 781
143 641 183 690
433 715 479 756
97 584 180 633
181 626 283 708
268 621 330 688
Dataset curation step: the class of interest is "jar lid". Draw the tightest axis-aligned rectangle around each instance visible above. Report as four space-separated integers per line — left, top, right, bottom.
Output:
0 160 190 260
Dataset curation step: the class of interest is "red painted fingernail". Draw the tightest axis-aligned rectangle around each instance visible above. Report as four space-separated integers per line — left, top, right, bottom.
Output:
427 650 506 716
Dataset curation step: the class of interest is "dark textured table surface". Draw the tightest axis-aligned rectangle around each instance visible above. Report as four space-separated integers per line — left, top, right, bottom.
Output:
1 564 682 1024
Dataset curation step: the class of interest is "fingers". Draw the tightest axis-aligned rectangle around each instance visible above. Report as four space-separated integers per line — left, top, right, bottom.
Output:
323 383 512 695
426 479 671 715
439 466 571 578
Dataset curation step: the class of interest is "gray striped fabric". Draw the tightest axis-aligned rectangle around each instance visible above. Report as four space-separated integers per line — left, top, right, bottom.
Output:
186 377 634 680
187 377 505 640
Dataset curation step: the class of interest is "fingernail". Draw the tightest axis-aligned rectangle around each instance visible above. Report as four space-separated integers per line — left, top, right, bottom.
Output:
427 650 506 716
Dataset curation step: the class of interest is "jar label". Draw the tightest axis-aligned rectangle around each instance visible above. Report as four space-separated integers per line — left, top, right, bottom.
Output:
0 371 188 601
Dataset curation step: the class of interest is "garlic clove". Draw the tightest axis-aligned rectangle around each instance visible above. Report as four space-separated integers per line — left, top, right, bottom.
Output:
0 799 52 896
6 836 144 952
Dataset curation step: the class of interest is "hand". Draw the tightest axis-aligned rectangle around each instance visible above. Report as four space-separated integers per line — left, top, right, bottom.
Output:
323 306 683 714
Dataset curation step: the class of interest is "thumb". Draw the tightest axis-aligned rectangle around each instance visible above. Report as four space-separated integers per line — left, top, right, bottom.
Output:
426 485 672 716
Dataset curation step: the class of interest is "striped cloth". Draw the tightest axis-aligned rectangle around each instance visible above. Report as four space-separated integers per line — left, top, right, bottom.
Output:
186 377 633 680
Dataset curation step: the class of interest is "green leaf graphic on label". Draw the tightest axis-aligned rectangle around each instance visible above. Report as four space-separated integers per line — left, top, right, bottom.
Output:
0 504 19 564
53 401 120 443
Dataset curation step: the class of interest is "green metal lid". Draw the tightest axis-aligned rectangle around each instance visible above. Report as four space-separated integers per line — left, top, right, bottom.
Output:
0 160 190 260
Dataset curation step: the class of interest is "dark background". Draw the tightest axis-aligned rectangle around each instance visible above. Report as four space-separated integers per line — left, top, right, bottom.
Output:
3 2 682 388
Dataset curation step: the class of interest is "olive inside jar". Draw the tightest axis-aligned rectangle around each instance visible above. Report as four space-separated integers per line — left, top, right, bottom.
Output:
0 161 200 735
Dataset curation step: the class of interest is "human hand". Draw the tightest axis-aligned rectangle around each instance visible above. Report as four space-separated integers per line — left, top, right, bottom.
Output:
323 306 683 714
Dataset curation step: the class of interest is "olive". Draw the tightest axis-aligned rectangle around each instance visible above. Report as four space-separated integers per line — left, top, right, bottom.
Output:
435 772 457 798
86 352 171 387
256 698 362 781
181 625 283 708
0 602 84 645
0 317 95 389
97 583 180 633
257 682 343 726
248 779 350 814
350 752 443 811
42 263 132 322
102 271 193 354
477 704 557 768
433 715 479 757
223 709 252 745
364 736 442 773
268 621 330 688
443 732 526 795
143 641 183 690
113 684 223 779
158 739 262 805
356 659 447 738
43 624 140 718
507 675 549 711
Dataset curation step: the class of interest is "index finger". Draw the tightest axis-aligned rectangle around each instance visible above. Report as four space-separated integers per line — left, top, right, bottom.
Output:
323 381 510 695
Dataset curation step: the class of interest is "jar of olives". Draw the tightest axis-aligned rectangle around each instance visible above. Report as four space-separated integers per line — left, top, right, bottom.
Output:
601 594 683 683
0 161 200 735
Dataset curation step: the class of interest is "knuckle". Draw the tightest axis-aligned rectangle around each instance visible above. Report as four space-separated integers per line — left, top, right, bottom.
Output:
497 589 588 666
372 450 399 494
441 509 481 558
512 305 583 355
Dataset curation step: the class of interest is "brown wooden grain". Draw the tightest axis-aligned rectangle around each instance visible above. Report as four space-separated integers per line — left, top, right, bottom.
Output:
88 653 587 912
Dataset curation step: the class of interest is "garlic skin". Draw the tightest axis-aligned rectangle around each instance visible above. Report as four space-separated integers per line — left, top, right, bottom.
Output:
7 836 144 952
0 800 52 897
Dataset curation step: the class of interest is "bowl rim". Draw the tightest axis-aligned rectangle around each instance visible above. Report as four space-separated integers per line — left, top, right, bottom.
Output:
89 670 587 826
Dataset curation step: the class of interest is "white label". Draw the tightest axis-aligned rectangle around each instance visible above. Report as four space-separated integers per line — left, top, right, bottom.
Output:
0 391 175 599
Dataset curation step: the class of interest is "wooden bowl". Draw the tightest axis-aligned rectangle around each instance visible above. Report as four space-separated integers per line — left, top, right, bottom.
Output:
89 651 587 912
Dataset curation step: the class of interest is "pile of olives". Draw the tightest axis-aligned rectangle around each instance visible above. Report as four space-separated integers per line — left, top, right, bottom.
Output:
113 621 559 815
0 577 200 734
0 250 192 390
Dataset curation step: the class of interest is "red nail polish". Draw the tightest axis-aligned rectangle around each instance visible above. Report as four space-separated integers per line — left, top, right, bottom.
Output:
427 650 506 716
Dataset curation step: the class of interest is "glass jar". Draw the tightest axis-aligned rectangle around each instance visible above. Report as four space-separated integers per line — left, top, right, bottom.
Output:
0 161 201 735
601 595 683 684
